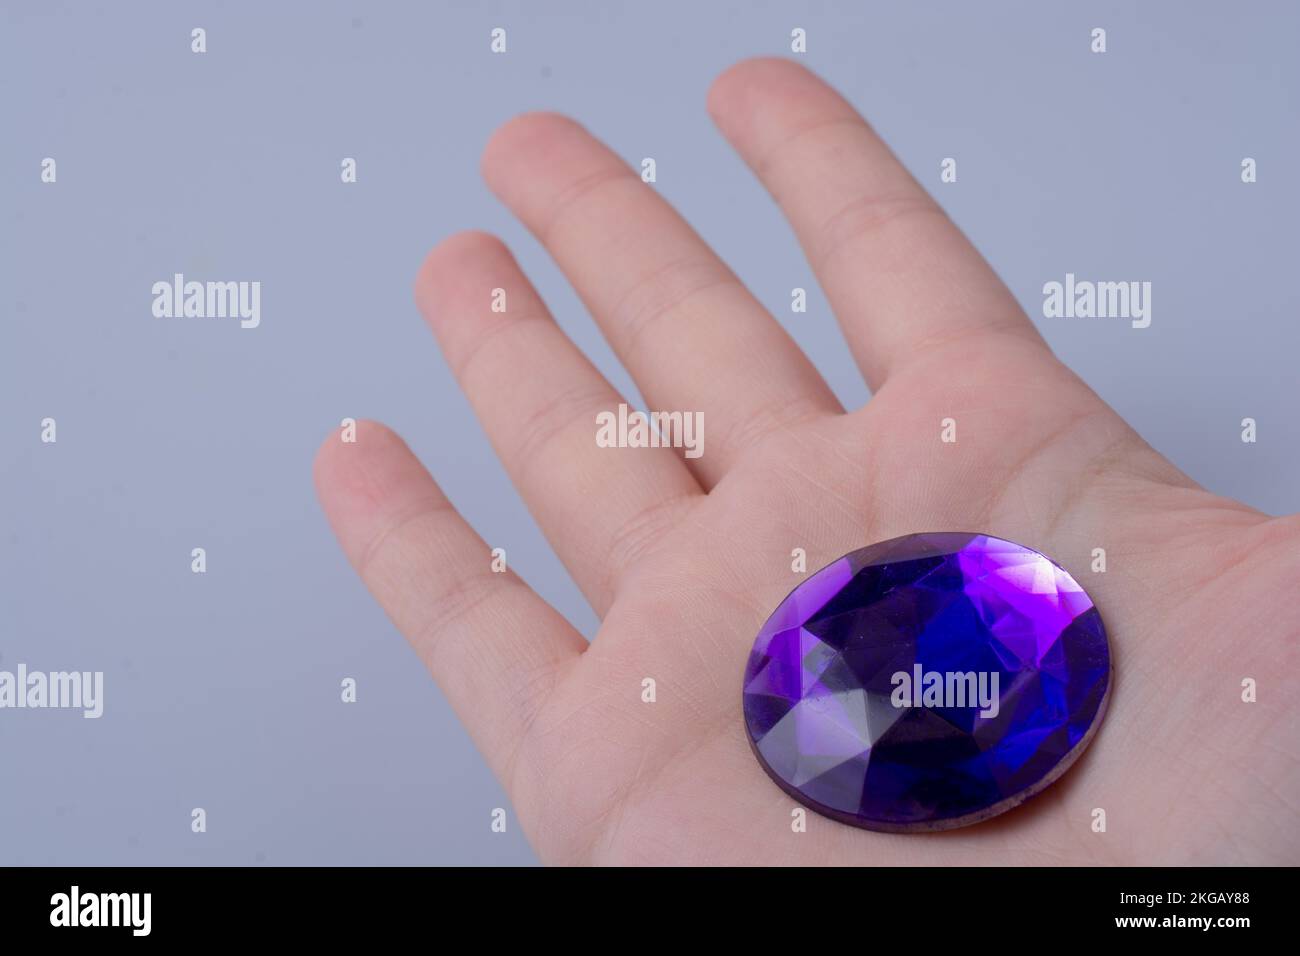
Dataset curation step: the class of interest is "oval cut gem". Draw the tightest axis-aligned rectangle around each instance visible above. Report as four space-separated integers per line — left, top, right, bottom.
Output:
742 532 1111 832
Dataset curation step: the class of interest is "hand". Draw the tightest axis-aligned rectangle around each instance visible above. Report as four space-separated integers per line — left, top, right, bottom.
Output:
314 58 1299 865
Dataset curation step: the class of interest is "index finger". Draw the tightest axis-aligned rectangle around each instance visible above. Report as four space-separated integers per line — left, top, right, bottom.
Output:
708 58 1049 390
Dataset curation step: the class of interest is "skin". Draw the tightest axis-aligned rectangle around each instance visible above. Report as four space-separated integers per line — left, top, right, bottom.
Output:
313 59 1300 865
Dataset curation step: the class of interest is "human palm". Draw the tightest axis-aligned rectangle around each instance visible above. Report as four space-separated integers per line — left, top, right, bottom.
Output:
315 59 1299 865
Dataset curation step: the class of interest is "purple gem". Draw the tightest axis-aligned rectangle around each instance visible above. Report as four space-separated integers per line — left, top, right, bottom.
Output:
742 532 1111 832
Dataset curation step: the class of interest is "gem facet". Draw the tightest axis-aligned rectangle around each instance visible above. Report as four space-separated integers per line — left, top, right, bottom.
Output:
742 532 1111 832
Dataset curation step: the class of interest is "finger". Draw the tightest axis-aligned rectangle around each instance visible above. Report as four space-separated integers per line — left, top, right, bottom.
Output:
481 112 842 488
415 231 701 614
708 57 1049 390
313 420 586 790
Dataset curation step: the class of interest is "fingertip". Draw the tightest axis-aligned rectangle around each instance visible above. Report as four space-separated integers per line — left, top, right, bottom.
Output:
480 110 587 195
313 419 430 532
709 56 795 107
413 230 513 322
420 229 509 273
708 56 816 115
708 57 848 152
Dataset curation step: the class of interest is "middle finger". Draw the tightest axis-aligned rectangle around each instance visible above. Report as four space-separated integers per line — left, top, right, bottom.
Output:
482 112 843 488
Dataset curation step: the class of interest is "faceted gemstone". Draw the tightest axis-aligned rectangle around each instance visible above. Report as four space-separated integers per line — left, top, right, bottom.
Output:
742 532 1110 832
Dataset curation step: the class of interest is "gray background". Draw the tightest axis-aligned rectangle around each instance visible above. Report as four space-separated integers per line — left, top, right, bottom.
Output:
1 1 1296 865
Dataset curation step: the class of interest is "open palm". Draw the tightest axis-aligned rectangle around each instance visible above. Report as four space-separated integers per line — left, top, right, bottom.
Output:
315 59 1299 865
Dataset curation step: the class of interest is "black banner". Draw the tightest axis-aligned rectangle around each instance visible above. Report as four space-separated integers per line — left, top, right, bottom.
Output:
0 866 1284 941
